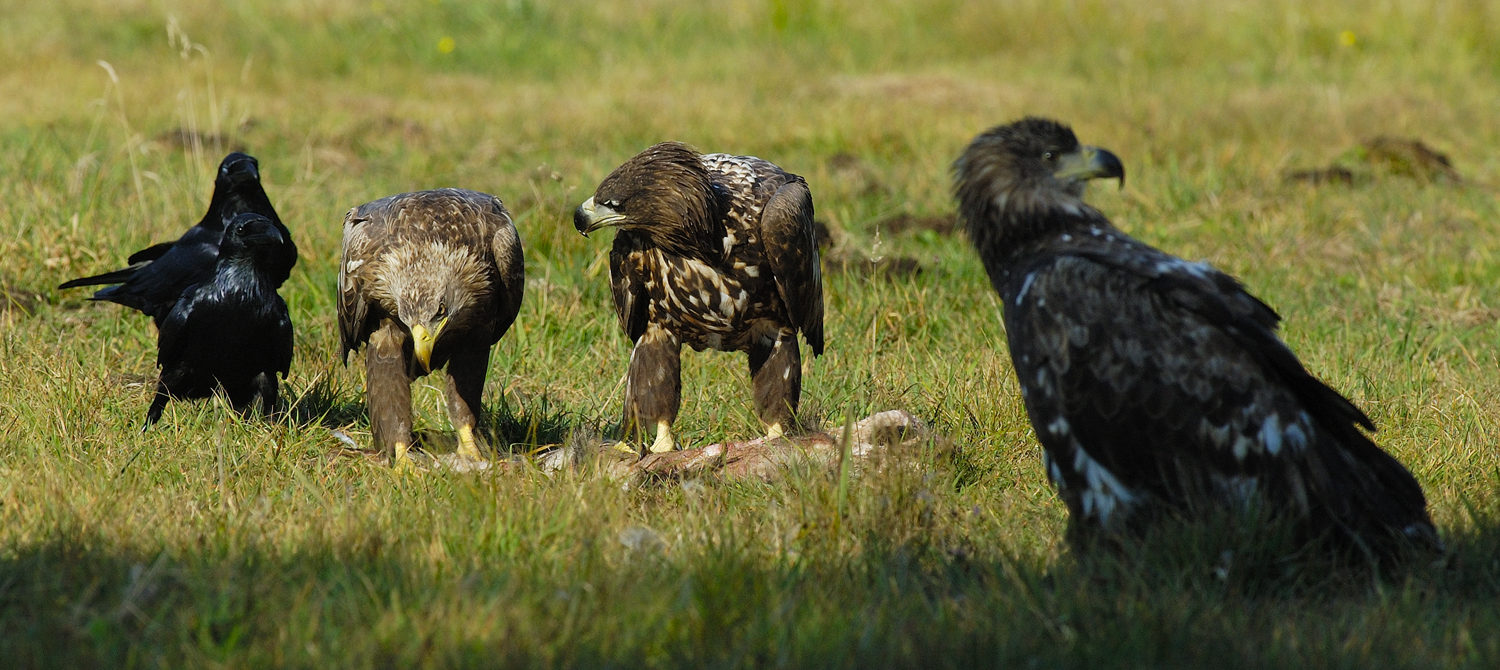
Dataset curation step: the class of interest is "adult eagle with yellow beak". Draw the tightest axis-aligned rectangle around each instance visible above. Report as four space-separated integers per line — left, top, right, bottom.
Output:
337 189 525 468
575 142 824 454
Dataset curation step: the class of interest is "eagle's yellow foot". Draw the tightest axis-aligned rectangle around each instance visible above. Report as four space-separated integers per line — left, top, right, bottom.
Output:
455 425 484 462
393 441 417 472
765 423 786 440
647 421 675 454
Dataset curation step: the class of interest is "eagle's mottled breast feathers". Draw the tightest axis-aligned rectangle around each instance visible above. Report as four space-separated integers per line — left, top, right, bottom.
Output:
610 152 821 354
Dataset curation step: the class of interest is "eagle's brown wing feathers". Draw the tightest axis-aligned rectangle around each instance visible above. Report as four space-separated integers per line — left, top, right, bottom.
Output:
608 233 650 343
488 214 527 337
758 177 824 355
337 209 383 363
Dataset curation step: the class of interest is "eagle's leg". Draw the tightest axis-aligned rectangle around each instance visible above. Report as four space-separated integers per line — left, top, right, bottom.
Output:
367 321 415 470
623 325 681 454
749 327 801 439
444 345 491 462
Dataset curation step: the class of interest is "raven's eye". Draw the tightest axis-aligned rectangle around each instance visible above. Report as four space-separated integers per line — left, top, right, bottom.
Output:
1042 151 1053 161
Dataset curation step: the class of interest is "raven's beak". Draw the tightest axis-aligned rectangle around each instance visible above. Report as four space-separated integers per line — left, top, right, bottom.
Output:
410 320 445 372
225 159 260 185
243 225 284 247
1055 145 1125 190
573 196 626 237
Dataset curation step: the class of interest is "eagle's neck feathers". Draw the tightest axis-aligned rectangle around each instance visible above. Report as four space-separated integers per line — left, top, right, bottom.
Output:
963 186 1114 276
370 241 490 318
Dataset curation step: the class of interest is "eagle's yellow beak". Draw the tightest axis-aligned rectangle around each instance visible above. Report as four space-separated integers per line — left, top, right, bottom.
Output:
1055 145 1126 189
409 319 446 372
573 196 626 237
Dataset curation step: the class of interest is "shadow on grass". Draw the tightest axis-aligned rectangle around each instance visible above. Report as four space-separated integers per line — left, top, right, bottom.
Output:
4 507 1499 668
1048 507 1459 601
281 371 579 458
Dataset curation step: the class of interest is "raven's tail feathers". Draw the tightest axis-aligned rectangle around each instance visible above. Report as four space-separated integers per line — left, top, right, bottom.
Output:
57 262 151 290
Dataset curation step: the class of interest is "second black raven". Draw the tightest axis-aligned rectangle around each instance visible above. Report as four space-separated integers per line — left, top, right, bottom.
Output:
60 152 297 325
146 213 294 428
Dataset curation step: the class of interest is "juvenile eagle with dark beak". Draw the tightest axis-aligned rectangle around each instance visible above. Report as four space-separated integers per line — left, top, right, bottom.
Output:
338 189 525 468
954 117 1437 558
575 142 824 454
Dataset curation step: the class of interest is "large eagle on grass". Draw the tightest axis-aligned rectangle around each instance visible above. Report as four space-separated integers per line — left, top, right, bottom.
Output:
574 142 824 454
953 117 1438 557
60 152 296 325
338 189 525 468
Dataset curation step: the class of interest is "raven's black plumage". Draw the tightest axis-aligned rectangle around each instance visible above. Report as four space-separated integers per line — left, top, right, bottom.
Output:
954 117 1438 557
60 152 296 325
574 142 824 454
147 213 293 427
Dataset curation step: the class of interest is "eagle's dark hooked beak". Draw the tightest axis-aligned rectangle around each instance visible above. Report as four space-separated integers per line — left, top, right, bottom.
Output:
574 196 626 237
1055 145 1125 190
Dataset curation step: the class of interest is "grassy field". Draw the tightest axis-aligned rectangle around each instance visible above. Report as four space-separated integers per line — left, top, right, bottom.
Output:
3 0 1500 666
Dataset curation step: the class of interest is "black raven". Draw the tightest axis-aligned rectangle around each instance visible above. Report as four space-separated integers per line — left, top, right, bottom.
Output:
60 152 297 325
146 213 294 428
953 117 1438 557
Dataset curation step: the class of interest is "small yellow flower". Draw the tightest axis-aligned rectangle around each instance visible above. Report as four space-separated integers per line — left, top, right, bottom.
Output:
438 37 456 54
1339 30 1357 47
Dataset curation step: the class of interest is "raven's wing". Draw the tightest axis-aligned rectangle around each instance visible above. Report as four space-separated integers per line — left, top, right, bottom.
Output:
90 226 222 321
57 242 175 290
274 295 294 377
128 241 176 265
758 177 824 355
155 284 202 370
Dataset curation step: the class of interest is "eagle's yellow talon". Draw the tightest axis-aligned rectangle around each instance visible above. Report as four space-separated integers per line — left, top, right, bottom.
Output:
647 421 675 454
393 441 416 472
456 424 483 461
765 423 785 440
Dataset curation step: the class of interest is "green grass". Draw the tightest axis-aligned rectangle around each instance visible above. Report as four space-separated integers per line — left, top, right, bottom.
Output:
3 0 1500 666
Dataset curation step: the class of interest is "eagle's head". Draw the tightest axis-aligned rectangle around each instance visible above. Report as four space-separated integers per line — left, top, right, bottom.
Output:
574 141 726 261
372 241 490 373
954 118 1123 248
